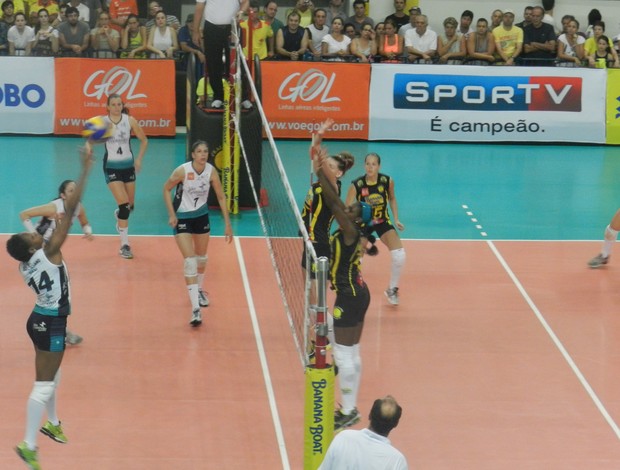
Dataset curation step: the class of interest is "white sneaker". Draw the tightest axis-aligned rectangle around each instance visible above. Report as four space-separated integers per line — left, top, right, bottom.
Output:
384 287 399 306
198 289 210 307
211 100 223 109
190 309 202 327
241 99 253 109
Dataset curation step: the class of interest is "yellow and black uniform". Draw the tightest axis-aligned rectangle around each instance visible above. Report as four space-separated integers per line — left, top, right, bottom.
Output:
329 229 370 327
350 173 395 237
300 180 341 273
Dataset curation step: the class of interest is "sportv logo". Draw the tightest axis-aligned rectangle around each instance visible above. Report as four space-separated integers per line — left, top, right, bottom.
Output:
83 66 147 101
393 74 582 112
278 69 340 104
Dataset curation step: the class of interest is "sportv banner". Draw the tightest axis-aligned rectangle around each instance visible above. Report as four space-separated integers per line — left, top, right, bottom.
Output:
606 69 620 145
0 57 55 134
369 64 606 143
54 58 176 136
262 61 369 139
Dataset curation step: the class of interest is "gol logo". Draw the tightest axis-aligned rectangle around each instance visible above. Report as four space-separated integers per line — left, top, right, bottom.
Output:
83 66 147 101
278 69 340 103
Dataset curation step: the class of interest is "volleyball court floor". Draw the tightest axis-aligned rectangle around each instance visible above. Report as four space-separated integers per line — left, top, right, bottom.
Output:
1 135 620 469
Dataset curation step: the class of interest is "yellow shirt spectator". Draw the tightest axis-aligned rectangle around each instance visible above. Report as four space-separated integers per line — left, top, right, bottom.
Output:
240 18 273 60
492 25 523 59
0 0 26 18
584 36 614 56
196 77 214 105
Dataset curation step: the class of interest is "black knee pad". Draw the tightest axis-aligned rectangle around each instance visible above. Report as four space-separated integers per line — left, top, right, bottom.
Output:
117 203 131 220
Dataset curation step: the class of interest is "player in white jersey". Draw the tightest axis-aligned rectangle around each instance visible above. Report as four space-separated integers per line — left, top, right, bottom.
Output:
90 93 148 260
163 140 233 326
19 179 94 346
7 147 93 470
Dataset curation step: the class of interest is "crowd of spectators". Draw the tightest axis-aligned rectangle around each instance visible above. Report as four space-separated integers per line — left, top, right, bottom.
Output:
1 0 619 68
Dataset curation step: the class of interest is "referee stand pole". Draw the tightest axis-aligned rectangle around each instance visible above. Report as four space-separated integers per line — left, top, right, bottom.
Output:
303 256 335 469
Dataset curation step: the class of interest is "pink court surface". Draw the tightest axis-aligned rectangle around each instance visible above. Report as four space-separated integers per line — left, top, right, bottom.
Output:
2 235 620 469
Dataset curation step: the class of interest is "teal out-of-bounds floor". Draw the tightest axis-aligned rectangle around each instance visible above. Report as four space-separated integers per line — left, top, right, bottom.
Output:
1 134 620 240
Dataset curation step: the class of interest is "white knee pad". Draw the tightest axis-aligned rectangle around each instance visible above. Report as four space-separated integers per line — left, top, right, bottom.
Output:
391 248 406 267
333 343 355 374
196 255 207 270
605 225 619 241
29 381 55 405
184 257 198 278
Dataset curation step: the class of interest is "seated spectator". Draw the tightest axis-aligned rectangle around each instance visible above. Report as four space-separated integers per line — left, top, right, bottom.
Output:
261 1 283 37
178 13 204 73
58 5 89 55
0 18 8 55
384 0 408 32
90 10 118 57
457 9 474 36
404 13 436 63
557 18 584 67
490 9 502 30
306 7 328 60
515 6 532 30
321 16 350 61
8 11 33 55
346 0 373 36
373 21 383 50
521 5 556 66
398 6 420 37
29 0 59 27
466 17 494 65
343 22 355 40
325 0 346 26
240 0 273 60
558 14 575 36
493 9 522 65
119 13 146 58
588 34 616 68
1 0 17 26
108 0 137 33
350 22 376 62
147 9 178 58
51 1 66 28
377 17 402 62
275 10 308 60
584 21 619 66
32 7 58 55
584 9 601 39
82 0 103 29
145 0 179 35
287 0 313 28
437 16 464 64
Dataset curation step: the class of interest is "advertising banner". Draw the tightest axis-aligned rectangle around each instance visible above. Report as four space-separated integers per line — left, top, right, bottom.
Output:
606 69 620 145
54 59 176 136
369 64 606 143
262 61 369 139
0 57 55 134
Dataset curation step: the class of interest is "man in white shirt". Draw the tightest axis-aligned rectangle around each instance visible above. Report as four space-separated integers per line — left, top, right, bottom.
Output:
193 0 249 109
404 14 437 63
319 395 408 470
306 7 328 59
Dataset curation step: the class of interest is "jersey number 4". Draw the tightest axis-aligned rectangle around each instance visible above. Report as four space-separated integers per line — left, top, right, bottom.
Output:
28 272 54 293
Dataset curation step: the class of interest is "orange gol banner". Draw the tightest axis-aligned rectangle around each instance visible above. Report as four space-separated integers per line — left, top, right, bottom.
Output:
54 58 176 136
261 61 370 139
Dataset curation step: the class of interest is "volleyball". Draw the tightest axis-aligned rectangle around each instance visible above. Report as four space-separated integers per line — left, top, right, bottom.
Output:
82 116 113 143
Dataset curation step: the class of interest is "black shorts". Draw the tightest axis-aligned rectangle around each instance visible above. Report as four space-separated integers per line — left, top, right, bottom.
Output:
332 288 371 328
365 220 395 238
301 241 330 279
105 167 136 184
174 213 211 235
26 312 67 352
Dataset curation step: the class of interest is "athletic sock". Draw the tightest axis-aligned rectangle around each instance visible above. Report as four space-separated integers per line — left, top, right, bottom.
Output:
602 225 618 257
187 284 199 310
119 227 129 247
389 248 406 289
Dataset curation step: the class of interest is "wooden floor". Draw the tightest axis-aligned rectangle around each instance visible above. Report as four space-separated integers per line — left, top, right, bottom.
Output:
2 236 620 469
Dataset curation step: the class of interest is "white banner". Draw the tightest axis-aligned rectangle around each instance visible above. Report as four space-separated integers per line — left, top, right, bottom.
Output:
369 64 606 143
0 57 55 134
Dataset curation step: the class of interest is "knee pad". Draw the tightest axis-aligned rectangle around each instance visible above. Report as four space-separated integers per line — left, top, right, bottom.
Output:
184 257 198 278
117 203 131 220
605 225 619 241
391 248 406 267
29 381 55 405
196 255 208 270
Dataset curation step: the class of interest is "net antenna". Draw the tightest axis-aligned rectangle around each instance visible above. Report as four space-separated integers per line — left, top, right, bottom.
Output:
234 42 321 370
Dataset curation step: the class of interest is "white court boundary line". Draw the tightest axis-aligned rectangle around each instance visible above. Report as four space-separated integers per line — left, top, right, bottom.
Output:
234 237 291 469
486 239 620 440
